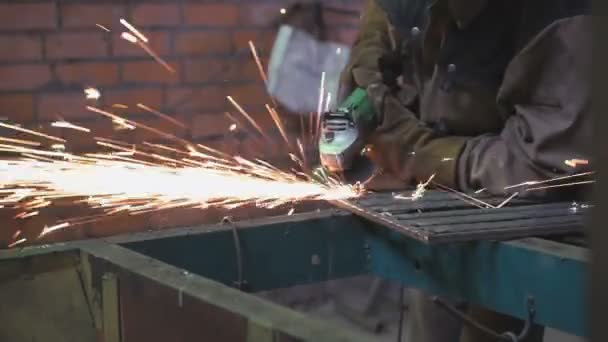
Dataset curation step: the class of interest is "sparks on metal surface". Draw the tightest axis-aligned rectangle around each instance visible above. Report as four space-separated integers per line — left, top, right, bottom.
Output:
394 174 435 201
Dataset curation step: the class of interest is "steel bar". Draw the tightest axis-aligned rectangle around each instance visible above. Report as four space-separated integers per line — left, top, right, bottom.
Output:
333 191 587 243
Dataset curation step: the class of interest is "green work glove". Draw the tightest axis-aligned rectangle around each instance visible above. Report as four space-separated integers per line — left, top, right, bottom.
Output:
365 83 468 187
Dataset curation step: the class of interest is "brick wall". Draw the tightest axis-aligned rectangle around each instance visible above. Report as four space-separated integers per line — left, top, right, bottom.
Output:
0 0 360 155
0 0 362 247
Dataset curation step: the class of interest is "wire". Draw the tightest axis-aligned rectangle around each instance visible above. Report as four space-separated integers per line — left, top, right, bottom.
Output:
397 285 405 342
223 216 244 290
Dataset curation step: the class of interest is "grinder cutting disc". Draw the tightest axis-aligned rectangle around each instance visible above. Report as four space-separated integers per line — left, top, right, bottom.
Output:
342 153 377 184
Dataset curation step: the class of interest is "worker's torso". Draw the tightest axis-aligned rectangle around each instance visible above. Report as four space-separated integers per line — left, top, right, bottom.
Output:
397 0 589 138
401 0 519 136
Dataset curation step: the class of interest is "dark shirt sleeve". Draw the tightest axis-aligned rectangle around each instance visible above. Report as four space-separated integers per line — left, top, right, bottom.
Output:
457 15 592 195
339 0 392 97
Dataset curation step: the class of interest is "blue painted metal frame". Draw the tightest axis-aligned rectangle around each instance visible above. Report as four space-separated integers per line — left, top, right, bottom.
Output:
119 211 369 292
108 210 588 337
2 209 578 337
365 226 588 337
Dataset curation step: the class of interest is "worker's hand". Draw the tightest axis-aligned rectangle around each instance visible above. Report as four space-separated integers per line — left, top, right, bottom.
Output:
338 67 383 103
362 168 409 191
364 83 468 188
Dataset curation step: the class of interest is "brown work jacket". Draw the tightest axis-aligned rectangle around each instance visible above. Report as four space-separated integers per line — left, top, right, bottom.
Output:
343 0 591 196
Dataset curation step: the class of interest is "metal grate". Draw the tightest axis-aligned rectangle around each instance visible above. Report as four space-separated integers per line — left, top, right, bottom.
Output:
332 191 588 244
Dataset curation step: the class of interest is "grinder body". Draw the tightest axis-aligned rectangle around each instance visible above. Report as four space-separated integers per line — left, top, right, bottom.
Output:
318 88 376 174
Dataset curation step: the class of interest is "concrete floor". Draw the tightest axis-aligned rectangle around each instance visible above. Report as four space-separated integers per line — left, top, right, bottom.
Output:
260 276 584 342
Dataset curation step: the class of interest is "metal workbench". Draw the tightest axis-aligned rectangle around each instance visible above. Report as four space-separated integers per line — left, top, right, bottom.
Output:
0 192 588 341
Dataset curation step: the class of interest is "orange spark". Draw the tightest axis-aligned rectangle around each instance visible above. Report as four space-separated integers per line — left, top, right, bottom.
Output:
565 159 589 168
248 40 268 84
226 96 270 140
96 24 111 32
40 223 71 237
137 103 186 128
8 238 27 248
0 122 65 143
0 137 41 146
52 120 91 133
120 18 148 43
84 87 101 100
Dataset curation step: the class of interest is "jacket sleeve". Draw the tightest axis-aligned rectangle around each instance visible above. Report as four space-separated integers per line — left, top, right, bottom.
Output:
339 0 392 99
456 15 592 195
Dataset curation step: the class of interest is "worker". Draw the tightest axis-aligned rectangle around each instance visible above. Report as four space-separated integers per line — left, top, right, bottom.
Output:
339 0 591 341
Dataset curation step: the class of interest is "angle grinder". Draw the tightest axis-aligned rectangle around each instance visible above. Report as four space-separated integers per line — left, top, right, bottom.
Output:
316 88 377 184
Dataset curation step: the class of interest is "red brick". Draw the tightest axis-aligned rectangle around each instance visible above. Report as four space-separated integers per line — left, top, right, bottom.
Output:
0 35 42 62
61 4 125 29
122 61 180 85
233 29 275 56
104 88 164 112
46 33 108 59
38 92 90 120
184 4 239 27
130 116 188 142
190 113 232 139
0 3 56 31
238 4 283 26
112 31 170 57
0 94 35 123
175 31 232 56
183 57 262 83
183 59 244 84
166 87 225 114
56 62 120 86
132 4 180 26
226 83 269 106
0 65 51 91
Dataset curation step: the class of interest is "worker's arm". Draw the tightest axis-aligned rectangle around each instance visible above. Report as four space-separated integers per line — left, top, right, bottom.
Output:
456 15 592 195
338 0 392 100
366 15 592 194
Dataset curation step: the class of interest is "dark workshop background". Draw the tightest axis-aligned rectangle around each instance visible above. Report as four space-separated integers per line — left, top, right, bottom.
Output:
0 1 362 246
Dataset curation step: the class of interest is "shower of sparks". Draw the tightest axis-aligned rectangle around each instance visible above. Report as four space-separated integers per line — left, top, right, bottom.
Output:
0 122 65 143
120 31 175 73
0 114 358 241
84 87 101 100
324 92 332 112
96 24 111 32
315 72 326 139
504 171 595 190
433 182 496 209
52 120 91 133
248 41 268 85
227 96 271 142
565 159 589 168
8 238 27 248
394 174 435 201
137 103 186 128
120 18 148 43
495 192 519 209
0 137 41 147
526 180 595 192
